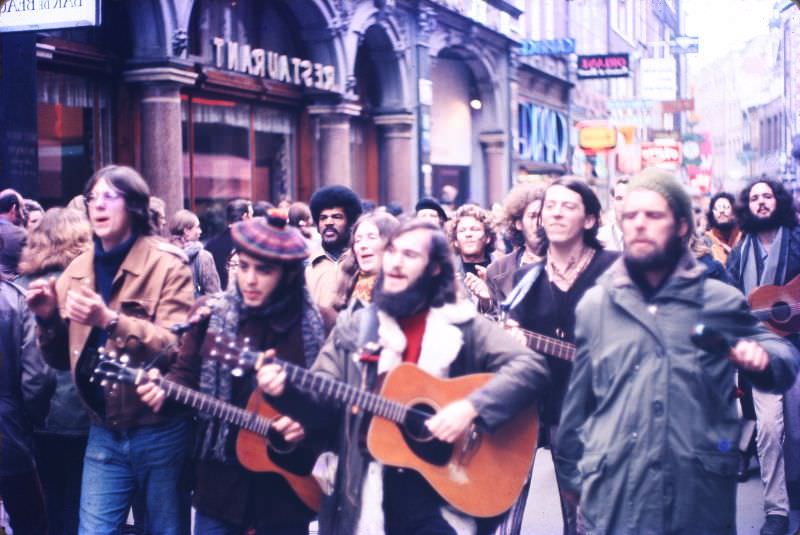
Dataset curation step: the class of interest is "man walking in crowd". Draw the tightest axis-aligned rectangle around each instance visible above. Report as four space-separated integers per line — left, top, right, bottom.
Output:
26 165 195 535
447 203 497 309
503 178 617 535
206 198 253 291
0 277 53 535
597 175 628 252
727 178 800 535
706 191 741 266
0 188 28 279
305 185 362 309
482 183 544 316
138 211 327 535
258 219 550 535
556 168 799 535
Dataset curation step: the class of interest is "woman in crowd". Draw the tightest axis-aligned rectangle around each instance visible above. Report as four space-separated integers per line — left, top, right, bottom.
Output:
169 208 222 297
16 207 93 535
333 211 399 312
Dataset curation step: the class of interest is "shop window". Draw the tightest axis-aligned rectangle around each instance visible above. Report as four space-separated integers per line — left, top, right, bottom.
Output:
37 70 111 207
182 95 295 237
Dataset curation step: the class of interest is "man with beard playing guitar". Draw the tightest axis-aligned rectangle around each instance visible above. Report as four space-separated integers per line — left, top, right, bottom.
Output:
258 219 551 535
727 178 800 535
138 211 331 535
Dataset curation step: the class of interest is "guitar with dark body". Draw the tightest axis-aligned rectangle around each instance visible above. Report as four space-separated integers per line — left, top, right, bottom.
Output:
91 353 322 512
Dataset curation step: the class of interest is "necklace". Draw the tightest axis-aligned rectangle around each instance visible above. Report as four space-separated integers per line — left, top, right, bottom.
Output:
546 246 595 289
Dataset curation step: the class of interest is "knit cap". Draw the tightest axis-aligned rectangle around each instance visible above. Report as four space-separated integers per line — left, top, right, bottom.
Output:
628 167 694 239
231 209 308 262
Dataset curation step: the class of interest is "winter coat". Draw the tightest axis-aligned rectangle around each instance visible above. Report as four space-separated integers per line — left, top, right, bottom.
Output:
183 241 221 297
555 254 799 535
36 235 194 429
305 248 342 310
17 270 90 436
272 301 551 535
205 227 235 291
0 280 54 475
484 249 524 316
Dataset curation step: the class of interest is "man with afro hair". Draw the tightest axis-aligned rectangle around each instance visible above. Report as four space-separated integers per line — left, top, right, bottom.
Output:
306 185 362 309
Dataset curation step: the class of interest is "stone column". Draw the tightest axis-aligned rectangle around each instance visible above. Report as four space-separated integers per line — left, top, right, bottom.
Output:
374 113 415 209
480 131 507 205
123 67 198 216
308 103 361 188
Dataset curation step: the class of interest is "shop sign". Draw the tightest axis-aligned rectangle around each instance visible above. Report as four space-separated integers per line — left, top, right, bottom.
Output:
0 0 100 33
578 124 617 151
662 98 694 114
576 54 630 79
212 37 336 91
640 57 677 101
641 140 681 170
518 102 568 165
520 38 575 56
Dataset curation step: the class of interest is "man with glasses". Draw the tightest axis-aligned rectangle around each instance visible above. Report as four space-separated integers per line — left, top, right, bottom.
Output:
706 192 741 266
0 189 27 278
26 165 194 535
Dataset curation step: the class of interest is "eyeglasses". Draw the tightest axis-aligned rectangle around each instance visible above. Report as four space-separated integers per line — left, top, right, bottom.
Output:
85 190 123 205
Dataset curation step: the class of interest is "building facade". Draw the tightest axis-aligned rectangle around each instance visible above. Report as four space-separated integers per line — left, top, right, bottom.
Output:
0 0 524 226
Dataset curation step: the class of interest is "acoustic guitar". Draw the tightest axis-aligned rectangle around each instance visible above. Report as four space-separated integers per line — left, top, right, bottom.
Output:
218 342 539 518
514 326 576 362
747 274 800 336
91 353 322 512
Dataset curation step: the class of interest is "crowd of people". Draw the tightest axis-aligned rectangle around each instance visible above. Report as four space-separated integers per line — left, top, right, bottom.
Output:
1 163 800 535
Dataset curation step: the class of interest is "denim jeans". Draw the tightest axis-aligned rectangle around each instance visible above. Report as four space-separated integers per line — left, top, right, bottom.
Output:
79 418 190 535
194 510 308 535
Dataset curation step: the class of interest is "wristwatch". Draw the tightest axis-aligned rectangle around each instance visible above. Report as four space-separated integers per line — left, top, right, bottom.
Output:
104 312 120 335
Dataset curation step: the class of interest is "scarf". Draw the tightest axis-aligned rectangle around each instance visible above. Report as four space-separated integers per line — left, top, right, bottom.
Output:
351 271 377 304
741 227 788 295
196 283 326 463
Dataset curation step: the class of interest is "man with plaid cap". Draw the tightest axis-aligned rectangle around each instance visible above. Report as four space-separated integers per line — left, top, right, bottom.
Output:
138 210 330 535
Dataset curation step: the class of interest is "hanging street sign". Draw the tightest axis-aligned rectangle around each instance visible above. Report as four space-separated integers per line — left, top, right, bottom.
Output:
0 0 101 33
576 53 630 79
520 38 576 56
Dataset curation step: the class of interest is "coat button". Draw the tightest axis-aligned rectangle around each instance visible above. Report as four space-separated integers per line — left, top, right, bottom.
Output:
653 401 664 416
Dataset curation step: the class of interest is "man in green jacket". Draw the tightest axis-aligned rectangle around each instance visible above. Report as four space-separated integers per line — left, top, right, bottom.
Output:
555 168 799 535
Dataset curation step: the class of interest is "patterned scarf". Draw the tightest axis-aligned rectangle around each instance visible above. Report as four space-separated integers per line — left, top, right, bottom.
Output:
351 271 377 304
196 282 326 463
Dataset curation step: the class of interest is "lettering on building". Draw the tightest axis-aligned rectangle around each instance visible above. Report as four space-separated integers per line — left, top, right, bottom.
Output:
518 102 568 165
212 37 336 92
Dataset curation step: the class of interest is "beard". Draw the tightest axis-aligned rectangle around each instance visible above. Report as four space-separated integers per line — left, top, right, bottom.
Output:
373 270 435 319
710 219 736 234
739 209 782 234
624 233 685 275
321 227 350 258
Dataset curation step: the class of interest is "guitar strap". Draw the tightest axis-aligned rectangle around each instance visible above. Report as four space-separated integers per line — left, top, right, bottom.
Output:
357 305 382 393
499 261 544 320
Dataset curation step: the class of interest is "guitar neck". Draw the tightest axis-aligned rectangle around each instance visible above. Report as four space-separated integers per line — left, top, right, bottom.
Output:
246 351 409 424
156 377 273 437
520 328 576 362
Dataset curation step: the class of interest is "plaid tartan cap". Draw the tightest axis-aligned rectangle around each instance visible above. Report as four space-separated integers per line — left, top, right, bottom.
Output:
231 210 308 262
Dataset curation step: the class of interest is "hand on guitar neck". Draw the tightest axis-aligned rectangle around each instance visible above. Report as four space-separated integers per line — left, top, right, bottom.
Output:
257 351 480 445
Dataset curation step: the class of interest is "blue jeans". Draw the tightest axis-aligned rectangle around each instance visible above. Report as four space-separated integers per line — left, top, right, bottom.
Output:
194 511 308 535
79 419 190 535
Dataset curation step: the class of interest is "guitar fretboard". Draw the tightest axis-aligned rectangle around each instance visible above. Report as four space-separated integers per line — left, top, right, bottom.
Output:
244 351 412 424
520 329 576 361
157 377 273 437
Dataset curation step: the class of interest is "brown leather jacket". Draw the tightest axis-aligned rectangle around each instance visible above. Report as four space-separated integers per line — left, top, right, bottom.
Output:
37 236 195 429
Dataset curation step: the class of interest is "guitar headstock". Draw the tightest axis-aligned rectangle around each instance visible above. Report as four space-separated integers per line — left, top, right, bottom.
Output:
91 349 146 387
208 331 257 378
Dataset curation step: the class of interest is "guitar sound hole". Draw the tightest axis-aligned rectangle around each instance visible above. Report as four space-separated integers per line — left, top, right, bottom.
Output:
772 301 791 322
265 429 316 476
401 402 453 467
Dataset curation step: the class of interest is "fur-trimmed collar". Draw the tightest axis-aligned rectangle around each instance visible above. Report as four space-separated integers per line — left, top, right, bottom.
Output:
371 301 476 377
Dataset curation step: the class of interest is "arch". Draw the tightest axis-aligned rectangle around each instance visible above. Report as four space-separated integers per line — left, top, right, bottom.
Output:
184 0 348 95
124 0 169 58
346 4 412 109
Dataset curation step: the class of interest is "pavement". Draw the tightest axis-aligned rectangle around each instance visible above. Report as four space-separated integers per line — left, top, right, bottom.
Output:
522 448 800 534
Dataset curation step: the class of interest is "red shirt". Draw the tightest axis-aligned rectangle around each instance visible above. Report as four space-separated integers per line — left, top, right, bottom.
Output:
397 308 429 365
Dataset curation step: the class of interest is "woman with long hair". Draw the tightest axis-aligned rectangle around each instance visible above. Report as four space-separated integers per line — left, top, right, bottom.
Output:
333 211 399 312
17 207 93 535
168 209 221 296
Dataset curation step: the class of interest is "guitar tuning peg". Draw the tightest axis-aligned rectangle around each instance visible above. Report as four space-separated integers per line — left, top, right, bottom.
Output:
231 367 243 378
100 379 108 387
109 351 117 359
210 349 217 357
214 335 222 344
243 337 251 346
120 355 129 364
